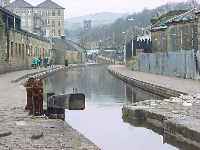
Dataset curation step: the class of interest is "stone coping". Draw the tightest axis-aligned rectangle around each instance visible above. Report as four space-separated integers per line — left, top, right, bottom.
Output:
122 100 200 149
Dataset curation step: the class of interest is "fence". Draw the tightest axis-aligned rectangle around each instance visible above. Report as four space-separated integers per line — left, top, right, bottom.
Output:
137 50 200 79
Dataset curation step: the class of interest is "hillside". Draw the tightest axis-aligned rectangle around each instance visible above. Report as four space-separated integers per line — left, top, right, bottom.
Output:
66 1 199 43
65 12 127 31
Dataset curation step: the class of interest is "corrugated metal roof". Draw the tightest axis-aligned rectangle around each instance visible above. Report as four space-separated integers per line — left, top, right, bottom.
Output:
151 9 198 31
36 0 64 9
8 0 33 8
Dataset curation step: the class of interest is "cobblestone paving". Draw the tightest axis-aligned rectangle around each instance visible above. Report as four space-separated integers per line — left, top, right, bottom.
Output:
0 68 100 150
109 65 200 94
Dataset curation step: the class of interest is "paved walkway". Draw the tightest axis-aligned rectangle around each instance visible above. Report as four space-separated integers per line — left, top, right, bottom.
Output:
108 65 200 94
0 68 99 150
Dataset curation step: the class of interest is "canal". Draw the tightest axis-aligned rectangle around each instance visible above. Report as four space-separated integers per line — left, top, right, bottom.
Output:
43 65 179 150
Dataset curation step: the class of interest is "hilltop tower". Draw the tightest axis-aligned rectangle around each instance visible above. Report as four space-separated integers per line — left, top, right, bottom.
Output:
84 20 92 32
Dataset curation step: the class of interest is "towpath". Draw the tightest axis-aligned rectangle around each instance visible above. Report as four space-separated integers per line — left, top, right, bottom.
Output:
108 65 200 95
0 68 99 150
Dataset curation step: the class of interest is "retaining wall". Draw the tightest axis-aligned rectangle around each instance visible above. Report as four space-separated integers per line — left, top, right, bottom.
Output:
108 67 186 98
122 103 200 150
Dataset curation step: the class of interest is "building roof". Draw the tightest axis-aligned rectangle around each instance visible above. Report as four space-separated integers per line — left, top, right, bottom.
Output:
151 9 198 31
8 0 33 8
36 0 64 9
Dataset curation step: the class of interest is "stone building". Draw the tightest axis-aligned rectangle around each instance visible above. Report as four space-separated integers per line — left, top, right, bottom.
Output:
53 38 85 65
150 9 198 52
0 6 52 74
5 0 65 38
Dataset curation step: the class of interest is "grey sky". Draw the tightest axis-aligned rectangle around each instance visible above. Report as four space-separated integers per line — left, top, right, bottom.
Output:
12 0 186 18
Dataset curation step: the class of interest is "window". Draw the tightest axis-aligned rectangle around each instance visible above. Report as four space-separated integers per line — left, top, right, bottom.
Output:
30 46 32 56
43 48 45 57
19 44 21 56
152 35 157 51
46 10 49 16
52 20 55 26
21 18 25 27
42 11 45 16
34 47 37 56
47 19 50 25
52 10 55 16
22 44 25 58
45 19 47 25
58 10 61 16
52 29 55 36
11 42 14 57
21 11 25 16
15 43 18 56
43 29 46 36
28 10 32 15
26 45 29 56
170 28 176 51
58 20 60 26
46 30 50 37
41 20 44 25
28 19 31 26
161 32 166 51
58 29 61 36
48 10 51 16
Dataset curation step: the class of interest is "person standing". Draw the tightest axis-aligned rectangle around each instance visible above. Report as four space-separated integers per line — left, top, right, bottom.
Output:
50 59 54 68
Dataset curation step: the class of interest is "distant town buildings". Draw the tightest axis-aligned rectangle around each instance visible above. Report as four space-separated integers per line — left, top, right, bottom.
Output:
5 0 65 38
83 20 92 31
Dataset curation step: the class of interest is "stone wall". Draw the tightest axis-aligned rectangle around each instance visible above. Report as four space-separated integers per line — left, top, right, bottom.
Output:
0 28 52 74
151 21 198 52
65 50 82 64
53 38 83 65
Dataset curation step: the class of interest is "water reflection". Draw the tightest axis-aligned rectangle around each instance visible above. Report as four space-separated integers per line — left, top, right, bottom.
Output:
122 118 200 150
43 65 178 150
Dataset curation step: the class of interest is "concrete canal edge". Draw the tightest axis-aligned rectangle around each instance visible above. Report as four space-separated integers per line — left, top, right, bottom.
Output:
11 65 101 150
107 65 200 149
107 66 186 98
122 104 200 149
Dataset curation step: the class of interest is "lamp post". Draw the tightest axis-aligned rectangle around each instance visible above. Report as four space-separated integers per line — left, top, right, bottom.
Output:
122 32 127 65
127 18 136 57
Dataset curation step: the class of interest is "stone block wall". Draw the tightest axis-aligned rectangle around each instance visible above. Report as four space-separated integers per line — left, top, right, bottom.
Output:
65 50 82 64
151 21 198 52
0 28 52 74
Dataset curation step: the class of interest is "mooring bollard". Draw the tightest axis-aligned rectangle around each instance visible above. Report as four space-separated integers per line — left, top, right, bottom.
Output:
32 80 43 115
25 78 44 116
24 77 35 111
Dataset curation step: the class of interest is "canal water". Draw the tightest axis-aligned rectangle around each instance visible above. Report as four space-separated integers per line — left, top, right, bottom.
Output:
43 65 179 150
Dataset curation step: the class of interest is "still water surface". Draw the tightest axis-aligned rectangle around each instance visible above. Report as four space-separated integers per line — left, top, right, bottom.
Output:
44 65 179 150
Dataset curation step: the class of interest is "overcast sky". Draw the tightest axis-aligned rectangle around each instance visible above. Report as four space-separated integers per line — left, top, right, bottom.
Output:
14 0 186 18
